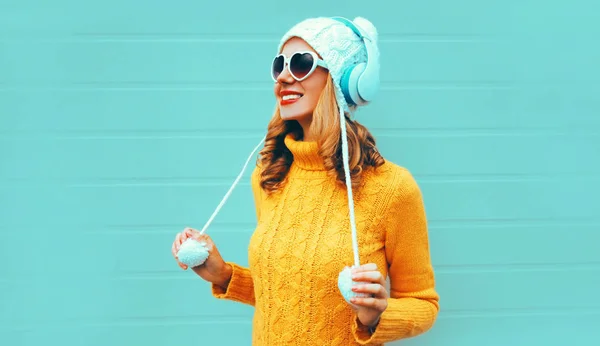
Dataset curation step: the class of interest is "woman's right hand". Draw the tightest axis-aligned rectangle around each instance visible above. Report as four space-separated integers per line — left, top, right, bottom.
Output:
171 227 233 288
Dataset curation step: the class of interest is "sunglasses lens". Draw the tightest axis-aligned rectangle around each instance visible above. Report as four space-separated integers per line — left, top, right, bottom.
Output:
272 55 284 79
290 53 315 80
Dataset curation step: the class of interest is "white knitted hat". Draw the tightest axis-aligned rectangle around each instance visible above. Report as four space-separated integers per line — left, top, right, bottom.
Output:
277 16 380 115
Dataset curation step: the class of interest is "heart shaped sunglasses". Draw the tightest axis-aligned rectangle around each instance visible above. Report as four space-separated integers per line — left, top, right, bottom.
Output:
271 51 328 82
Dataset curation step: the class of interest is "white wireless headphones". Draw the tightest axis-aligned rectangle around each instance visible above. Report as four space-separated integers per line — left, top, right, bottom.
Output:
330 17 380 107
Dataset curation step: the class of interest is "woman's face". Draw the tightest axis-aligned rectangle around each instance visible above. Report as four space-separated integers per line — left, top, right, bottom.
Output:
274 37 329 124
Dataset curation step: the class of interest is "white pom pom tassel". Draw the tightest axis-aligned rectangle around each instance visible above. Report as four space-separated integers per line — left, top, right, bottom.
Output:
338 266 370 305
177 238 210 268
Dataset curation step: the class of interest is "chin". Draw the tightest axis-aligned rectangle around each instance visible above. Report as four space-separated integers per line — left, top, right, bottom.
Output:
280 111 311 121
279 105 312 122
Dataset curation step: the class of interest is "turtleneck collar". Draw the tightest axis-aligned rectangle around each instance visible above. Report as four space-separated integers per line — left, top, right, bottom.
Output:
284 133 326 171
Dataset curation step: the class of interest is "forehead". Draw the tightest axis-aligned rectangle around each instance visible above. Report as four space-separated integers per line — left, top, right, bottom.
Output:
279 37 318 56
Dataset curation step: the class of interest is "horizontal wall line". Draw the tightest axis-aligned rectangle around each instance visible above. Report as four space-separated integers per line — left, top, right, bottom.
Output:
0 33 496 43
2 307 599 330
0 216 600 238
1 262 597 281
3 317 253 330
428 217 600 228
0 37 492 44
0 82 520 92
2 82 597 91
83 223 254 234
1 127 598 139
434 261 600 273
1 31 593 43
0 217 598 236
439 307 600 318
1 173 599 188
5 80 599 90
2 217 599 230
110 262 600 277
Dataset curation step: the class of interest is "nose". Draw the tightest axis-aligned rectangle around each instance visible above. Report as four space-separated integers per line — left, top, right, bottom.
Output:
276 63 295 84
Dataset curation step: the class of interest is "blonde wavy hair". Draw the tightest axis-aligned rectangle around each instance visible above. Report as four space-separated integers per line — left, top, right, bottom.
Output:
258 74 385 194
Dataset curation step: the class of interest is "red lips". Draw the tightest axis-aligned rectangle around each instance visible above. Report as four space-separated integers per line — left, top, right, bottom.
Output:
280 90 303 106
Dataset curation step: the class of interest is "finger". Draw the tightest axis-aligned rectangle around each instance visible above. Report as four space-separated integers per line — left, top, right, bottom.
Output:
190 232 211 247
171 241 181 260
171 242 188 270
186 229 209 246
173 235 186 252
352 271 385 285
352 263 378 273
184 227 200 237
349 296 387 311
188 230 202 240
176 259 187 270
352 283 388 298
183 228 198 241
175 232 187 247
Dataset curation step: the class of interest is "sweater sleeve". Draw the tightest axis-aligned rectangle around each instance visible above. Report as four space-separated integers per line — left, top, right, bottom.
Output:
210 165 264 307
352 168 440 345
211 262 256 306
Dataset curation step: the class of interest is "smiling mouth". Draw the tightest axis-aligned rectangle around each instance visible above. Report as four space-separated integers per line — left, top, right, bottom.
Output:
282 93 302 100
280 94 303 105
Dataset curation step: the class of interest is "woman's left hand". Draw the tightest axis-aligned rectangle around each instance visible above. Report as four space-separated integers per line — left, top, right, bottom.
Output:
349 263 389 329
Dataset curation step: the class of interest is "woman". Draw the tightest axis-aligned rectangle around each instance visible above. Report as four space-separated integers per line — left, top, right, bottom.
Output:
171 16 439 345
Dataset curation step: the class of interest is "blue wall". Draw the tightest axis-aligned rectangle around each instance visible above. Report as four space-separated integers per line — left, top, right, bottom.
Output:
1 1 599 345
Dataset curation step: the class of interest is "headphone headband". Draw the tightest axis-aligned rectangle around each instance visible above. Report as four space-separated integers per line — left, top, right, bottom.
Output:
330 16 364 38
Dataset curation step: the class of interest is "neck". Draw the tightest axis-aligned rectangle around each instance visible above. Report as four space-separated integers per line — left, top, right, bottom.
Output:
296 118 314 142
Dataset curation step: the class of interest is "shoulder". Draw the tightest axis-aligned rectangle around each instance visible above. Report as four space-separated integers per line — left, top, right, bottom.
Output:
366 160 422 198
366 162 428 243
359 159 425 219
250 163 263 189
251 163 261 179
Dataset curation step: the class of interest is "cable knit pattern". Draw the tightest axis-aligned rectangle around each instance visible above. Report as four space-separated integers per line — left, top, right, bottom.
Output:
212 134 439 345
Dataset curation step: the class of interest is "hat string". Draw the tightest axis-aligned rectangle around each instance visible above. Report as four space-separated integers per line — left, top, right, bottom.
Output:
199 136 266 235
338 104 361 268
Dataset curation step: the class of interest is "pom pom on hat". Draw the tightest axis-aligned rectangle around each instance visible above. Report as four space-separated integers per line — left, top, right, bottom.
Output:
352 17 378 42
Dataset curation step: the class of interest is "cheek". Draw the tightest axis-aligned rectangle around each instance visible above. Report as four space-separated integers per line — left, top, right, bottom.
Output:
304 83 326 108
304 92 320 109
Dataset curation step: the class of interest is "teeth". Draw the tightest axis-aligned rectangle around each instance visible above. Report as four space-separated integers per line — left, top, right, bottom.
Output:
282 94 302 100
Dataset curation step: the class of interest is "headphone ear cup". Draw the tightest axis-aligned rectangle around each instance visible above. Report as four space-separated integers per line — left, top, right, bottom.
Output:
340 66 356 106
340 63 368 106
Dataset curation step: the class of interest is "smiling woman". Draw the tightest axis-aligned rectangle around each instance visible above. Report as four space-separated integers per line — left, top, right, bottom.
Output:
172 16 440 346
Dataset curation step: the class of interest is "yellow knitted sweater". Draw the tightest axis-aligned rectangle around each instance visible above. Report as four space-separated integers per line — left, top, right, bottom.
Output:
212 134 439 345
